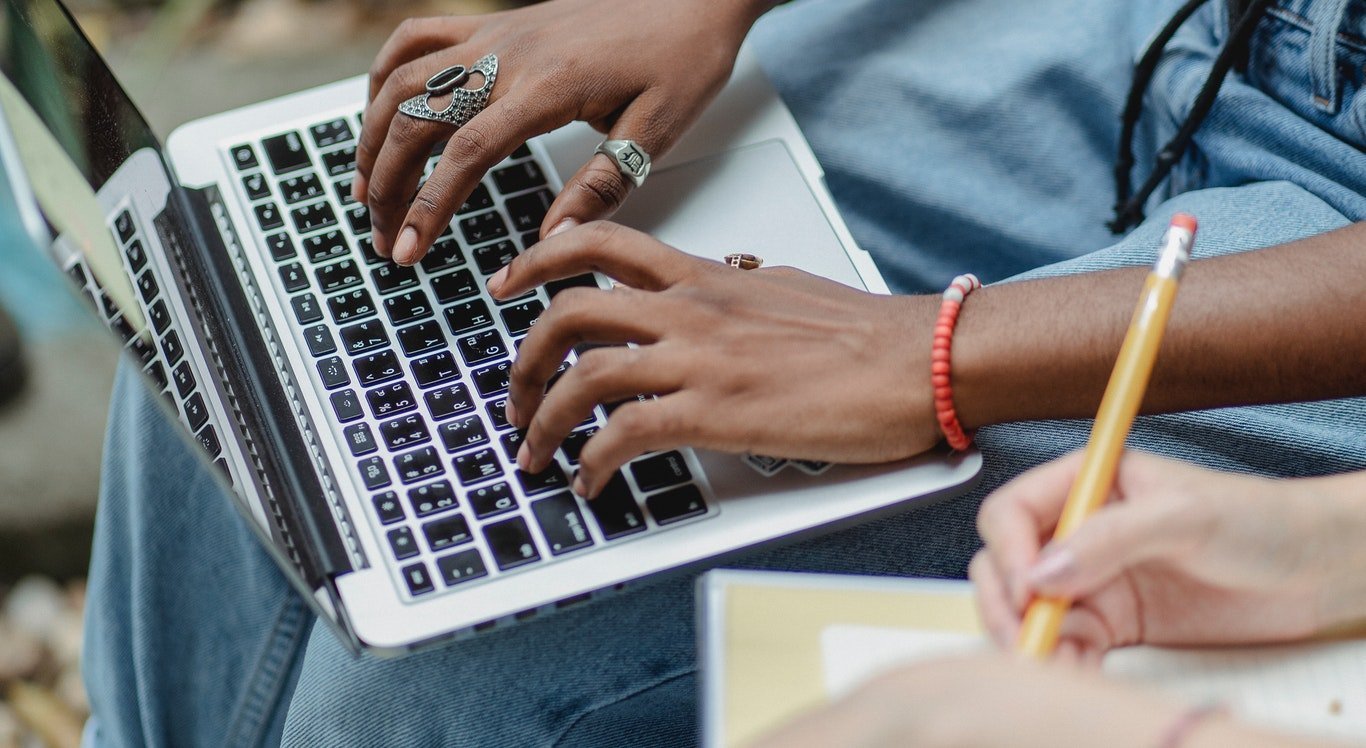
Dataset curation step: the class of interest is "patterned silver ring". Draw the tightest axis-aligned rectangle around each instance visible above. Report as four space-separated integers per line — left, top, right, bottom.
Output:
595 139 651 188
398 54 498 129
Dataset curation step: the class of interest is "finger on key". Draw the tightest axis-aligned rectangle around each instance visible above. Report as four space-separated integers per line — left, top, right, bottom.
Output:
574 394 699 498
490 222 709 300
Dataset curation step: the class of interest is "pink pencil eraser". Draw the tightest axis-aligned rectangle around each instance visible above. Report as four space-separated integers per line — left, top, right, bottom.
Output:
1170 213 1198 234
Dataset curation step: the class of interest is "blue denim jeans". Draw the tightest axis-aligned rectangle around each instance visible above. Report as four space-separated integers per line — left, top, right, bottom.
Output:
82 1 1366 746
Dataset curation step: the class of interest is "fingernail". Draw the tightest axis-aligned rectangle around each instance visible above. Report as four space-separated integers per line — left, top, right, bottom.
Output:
488 267 509 297
547 218 578 239
1028 548 1076 587
503 398 518 426
516 442 531 471
572 474 589 498
392 227 419 266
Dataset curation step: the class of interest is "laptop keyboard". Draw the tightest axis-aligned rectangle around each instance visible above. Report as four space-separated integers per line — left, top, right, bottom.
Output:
227 112 714 600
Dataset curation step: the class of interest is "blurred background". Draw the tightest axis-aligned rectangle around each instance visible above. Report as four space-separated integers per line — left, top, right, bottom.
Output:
0 0 518 744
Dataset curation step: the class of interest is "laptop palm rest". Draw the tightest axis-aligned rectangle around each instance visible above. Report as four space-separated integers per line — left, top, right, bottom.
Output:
611 140 865 289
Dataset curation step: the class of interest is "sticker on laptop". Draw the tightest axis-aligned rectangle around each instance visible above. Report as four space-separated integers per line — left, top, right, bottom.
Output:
741 455 836 477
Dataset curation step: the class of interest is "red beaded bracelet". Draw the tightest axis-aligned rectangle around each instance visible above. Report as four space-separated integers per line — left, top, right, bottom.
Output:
932 273 982 451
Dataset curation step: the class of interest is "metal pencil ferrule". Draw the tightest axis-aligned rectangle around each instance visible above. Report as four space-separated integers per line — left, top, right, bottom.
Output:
1154 224 1193 280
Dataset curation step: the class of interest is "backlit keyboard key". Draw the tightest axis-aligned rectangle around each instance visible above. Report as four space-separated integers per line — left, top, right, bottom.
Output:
587 473 646 539
172 361 196 399
387 525 418 559
531 492 594 555
395 446 443 484
353 350 402 387
385 290 434 325
411 351 460 388
468 481 516 519
486 398 513 431
148 300 170 334
330 389 363 422
419 238 465 273
372 491 404 525
366 380 418 419
436 548 488 587
645 484 707 525
472 240 517 276
458 183 494 214
402 562 435 596
279 262 309 293
136 271 159 303
359 456 392 490
357 236 385 266
560 427 597 465
372 264 419 295
408 480 456 518
423 514 473 552
230 144 259 171
430 268 479 304
499 300 544 337
444 299 493 335
262 131 309 175
629 451 693 493
516 463 568 496
459 211 509 245
334 178 357 205
280 173 323 204
545 274 600 299
303 325 337 356
457 329 506 366
343 423 377 456
380 413 430 450
499 430 523 462
454 448 502 486
183 392 209 431
505 189 553 233
472 360 512 398
424 382 475 420
339 319 389 355
160 330 184 366
345 204 372 234
328 288 377 324
321 145 357 177
316 356 350 389
310 118 354 148
397 320 446 356
241 172 270 202
315 259 362 294
483 516 540 570
304 231 348 264
291 203 338 234
266 233 296 261
438 414 488 452
492 161 546 195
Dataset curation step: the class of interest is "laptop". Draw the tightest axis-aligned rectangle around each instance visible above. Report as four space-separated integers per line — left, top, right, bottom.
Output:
0 0 981 654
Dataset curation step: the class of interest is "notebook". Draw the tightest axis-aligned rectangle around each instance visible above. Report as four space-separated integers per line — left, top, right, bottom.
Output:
698 570 1366 747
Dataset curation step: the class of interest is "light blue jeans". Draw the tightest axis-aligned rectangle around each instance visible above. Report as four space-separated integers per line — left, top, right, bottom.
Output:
82 0 1366 745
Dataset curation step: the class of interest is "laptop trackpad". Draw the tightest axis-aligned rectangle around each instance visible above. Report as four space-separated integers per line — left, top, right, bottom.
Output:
610 140 865 289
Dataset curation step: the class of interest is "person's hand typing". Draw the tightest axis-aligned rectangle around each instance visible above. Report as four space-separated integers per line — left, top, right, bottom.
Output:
972 451 1366 664
488 222 944 498
358 0 775 265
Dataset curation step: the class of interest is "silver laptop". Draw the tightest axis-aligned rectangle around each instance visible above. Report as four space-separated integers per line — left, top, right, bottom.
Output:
0 0 980 654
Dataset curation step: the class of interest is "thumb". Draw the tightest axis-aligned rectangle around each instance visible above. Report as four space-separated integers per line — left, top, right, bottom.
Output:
1027 499 1186 599
540 91 673 238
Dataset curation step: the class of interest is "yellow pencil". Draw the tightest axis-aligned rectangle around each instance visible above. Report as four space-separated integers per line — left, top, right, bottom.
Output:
1016 212 1197 660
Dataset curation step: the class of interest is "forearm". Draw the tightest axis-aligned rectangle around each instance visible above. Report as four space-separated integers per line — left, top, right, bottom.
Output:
952 221 1366 427
1298 471 1366 633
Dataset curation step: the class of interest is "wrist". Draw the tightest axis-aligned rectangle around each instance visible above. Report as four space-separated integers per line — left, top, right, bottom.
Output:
887 293 942 454
1302 474 1366 634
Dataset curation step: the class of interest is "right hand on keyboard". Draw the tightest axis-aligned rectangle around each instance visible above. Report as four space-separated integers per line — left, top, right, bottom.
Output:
356 0 777 266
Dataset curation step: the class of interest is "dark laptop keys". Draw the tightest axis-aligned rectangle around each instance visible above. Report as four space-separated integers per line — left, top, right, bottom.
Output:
160 330 184 366
545 274 599 299
560 426 598 465
125 240 147 273
359 456 393 490
317 356 351 389
454 448 502 486
353 350 402 387
183 392 209 431
647 485 709 525
520 231 539 251
345 204 372 235
316 259 362 294
629 451 693 493
458 183 494 215
384 290 433 326
425 383 475 421
438 415 488 452
280 173 323 204
330 389 364 422
310 118 354 148
587 473 647 539
409 480 456 518
328 289 377 324
279 262 309 293
366 381 418 419
303 325 337 356
504 189 553 233
516 463 568 496
334 178 357 205
444 299 494 336
430 269 479 304
373 491 405 525
483 516 541 571
531 492 594 555
468 481 516 519
397 320 446 356
486 398 513 431
395 446 443 484
229 144 259 171
509 143 532 160
387 525 418 559
196 426 222 458
240 172 270 202
419 238 465 274
457 329 506 367
499 300 544 337
112 210 136 243
460 211 509 245
171 361 195 398
401 563 435 596
261 131 310 175
498 430 523 462
492 161 546 195
436 548 488 587
343 423 377 456
291 203 338 234
473 361 512 398
423 514 473 553
136 271 159 304
357 237 385 266
148 300 170 334
380 413 431 450
321 145 357 177
339 319 389 355
372 264 419 296
131 336 156 365
411 351 460 388
472 240 518 276
145 360 167 391
303 230 348 263
265 233 296 261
